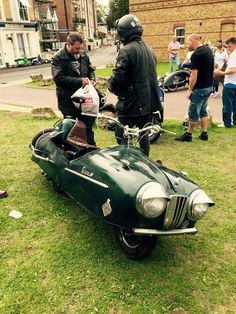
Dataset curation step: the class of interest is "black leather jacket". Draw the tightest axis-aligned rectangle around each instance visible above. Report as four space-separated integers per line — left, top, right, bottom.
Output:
51 45 95 116
109 37 162 117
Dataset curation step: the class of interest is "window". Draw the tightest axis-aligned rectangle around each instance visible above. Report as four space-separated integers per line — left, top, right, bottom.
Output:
18 0 28 21
175 27 185 45
17 33 26 56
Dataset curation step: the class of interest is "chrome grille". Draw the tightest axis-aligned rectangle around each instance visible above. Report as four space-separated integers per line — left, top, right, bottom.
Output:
163 195 189 230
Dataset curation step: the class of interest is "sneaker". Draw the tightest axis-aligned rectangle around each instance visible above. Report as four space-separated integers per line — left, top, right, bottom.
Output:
198 133 208 141
175 132 192 142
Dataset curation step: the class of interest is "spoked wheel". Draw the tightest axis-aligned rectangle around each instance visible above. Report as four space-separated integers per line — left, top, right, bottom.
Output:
115 227 157 260
166 76 180 92
148 115 162 144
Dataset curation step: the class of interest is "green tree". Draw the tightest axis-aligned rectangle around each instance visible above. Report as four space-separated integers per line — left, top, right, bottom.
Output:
97 4 108 24
106 0 129 30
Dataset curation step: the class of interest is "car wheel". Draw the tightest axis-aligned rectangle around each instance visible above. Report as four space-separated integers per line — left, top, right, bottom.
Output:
148 115 162 144
115 227 157 260
31 128 54 147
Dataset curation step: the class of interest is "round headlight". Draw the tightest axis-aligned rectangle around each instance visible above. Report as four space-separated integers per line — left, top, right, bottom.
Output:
192 203 209 220
136 182 170 218
188 189 214 220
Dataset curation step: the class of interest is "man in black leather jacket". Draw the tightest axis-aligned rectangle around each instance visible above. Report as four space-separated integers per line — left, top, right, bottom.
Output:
51 32 96 145
109 14 162 156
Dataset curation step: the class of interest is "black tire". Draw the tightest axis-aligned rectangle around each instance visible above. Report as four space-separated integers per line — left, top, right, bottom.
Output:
31 128 54 147
115 227 157 260
148 115 162 144
166 76 180 92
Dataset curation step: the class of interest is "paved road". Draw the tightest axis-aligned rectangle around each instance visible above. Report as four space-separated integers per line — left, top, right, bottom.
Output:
0 65 51 84
164 87 223 123
89 45 116 68
0 45 223 123
0 45 116 84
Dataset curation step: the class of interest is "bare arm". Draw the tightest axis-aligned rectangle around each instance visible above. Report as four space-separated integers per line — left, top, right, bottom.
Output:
215 67 236 76
187 69 198 99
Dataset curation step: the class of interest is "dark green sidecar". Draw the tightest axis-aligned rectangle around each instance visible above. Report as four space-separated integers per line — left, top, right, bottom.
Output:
30 119 214 260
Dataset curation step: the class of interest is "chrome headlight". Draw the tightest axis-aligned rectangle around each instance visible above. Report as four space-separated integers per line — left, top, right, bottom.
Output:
188 189 215 220
136 182 170 218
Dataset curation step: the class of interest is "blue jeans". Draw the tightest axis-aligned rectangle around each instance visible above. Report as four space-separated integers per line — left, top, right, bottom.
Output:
222 87 236 127
169 56 180 73
188 87 212 122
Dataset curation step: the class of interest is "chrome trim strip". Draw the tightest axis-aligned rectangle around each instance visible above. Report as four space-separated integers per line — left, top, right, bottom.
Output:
31 146 55 164
65 167 109 189
133 227 198 236
163 195 189 229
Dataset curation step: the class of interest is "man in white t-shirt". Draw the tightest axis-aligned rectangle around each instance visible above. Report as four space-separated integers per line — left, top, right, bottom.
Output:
168 36 180 72
215 37 236 128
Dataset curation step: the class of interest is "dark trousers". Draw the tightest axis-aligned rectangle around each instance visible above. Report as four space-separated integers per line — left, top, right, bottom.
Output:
222 87 236 127
213 78 219 93
115 115 151 157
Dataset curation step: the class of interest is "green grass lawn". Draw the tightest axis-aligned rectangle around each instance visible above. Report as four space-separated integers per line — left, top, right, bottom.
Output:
96 62 170 78
0 111 235 314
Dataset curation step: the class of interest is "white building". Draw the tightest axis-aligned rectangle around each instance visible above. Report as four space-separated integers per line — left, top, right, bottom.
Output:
0 0 41 67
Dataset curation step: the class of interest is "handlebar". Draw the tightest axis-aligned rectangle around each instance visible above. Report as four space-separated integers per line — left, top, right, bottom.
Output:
82 112 176 136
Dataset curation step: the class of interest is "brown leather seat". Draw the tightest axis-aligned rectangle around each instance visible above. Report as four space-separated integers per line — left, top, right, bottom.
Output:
66 120 97 149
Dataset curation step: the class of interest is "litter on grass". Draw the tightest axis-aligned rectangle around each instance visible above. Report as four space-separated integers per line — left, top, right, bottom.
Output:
9 210 22 219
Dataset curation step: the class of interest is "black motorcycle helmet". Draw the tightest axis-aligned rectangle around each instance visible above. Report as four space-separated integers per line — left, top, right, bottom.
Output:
115 14 143 43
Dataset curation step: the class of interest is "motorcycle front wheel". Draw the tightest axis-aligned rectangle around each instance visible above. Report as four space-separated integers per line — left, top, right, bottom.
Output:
115 227 157 260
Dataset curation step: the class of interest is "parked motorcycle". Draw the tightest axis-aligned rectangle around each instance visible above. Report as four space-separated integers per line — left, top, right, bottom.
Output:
30 114 214 260
15 56 30 67
31 55 50 65
161 69 190 92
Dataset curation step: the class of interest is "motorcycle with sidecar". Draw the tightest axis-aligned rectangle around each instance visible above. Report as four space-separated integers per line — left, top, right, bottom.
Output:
160 69 190 92
30 114 214 260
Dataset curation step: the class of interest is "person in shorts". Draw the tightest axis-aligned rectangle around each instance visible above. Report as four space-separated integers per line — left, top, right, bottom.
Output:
175 34 214 142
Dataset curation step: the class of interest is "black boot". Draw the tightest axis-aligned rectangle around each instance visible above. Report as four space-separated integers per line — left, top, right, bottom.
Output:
175 132 192 142
198 132 208 141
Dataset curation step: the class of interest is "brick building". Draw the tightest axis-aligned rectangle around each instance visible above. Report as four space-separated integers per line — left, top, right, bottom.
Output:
129 0 236 61
34 0 60 52
54 0 98 50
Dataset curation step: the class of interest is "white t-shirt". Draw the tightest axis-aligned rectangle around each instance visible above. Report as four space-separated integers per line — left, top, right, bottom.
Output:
214 50 228 68
224 49 236 86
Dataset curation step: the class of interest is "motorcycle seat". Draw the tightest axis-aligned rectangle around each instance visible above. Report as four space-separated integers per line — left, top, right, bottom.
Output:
66 120 98 150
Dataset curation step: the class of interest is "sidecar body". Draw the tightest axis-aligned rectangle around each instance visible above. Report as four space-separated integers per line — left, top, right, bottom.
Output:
30 119 214 259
